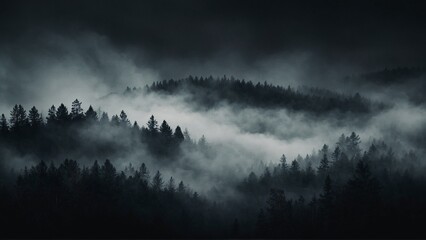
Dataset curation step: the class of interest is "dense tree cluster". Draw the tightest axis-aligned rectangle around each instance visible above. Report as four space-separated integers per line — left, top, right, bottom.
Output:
237 133 426 238
1 100 426 238
132 76 379 114
0 159 219 238
0 100 198 163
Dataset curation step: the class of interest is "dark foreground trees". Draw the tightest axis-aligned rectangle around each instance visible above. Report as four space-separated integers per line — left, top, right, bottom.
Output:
1 101 426 238
0 103 198 164
1 155 425 238
0 159 214 238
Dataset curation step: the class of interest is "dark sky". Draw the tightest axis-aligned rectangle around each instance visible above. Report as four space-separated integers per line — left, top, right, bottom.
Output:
1 0 426 76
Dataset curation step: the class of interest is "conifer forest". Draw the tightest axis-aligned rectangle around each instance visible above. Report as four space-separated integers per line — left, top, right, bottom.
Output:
1 0 426 238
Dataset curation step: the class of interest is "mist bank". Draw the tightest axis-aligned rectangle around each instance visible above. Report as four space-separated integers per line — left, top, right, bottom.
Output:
1 32 426 197
1 89 426 197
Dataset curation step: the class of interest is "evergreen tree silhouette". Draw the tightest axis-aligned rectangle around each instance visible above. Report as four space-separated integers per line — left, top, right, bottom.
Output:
9 104 28 132
166 177 176 193
99 112 109 124
46 105 57 125
147 115 159 135
177 181 186 194
28 106 43 128
85 105 98 122
119 110 130 127
110 115 120 126
280 154 288 172
139 163 150 187
152 170 164 191
173 126 184 142
160 120 173 138
0 114 9 135
71 99 84 120
318 152 330 179
56 104 70 124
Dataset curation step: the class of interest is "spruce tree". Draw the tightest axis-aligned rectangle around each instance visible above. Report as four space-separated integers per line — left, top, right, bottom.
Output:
119 110 130 127
147 115 158 135
160 120 173 138
173 126 184 142
9 104 28 132
56 104 70 124
85 105 98 122
71 99 84 120
152 170 164 191
46 105 57 125
0 114 9 135
28 106 43 128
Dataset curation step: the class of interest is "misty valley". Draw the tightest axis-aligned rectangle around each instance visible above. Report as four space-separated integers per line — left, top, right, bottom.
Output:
1 76 426 238
2 1 426 238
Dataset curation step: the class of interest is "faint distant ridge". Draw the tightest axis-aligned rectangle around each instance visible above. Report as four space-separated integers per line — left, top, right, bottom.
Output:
358 66 426 84
347 67 426 104
124 76 384 114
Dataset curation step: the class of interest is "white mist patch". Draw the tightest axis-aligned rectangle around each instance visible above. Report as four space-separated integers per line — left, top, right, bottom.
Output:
1 31 426 197
0 32 159 115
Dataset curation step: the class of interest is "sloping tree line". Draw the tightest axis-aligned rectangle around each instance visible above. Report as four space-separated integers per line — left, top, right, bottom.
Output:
126 76 382 113
0 100 204 163
1 101 426 237
0 159 220 238
237 133 426 238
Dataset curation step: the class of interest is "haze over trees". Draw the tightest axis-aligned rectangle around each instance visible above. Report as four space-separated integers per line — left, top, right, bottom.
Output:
124 76 384 114
0 84 425 238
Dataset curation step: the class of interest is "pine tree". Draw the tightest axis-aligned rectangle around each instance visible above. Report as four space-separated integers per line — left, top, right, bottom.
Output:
173 126 184 142
85 105 98 122
46 105 57 125
348 132 361 158
198 135 207 148
183 128 192 142
331 147 341 163
0 114 9 135
166 177 176 193
280 154 288 172
336 134 346 152
152 170 164 191
320 144 329 156
318 153 329 178
304 161 315 185
132 121 140 135
160 120 173 138
110 115 120 126
147 115 158 136
71 99 84 120
90 160 101 182
119 110 130 127
56 104 70 124
139 163 150 186
101 159 117 183
9 104 28 132
290 159 300 173
100 112 109 124
28 106 43 128
178 181 186 194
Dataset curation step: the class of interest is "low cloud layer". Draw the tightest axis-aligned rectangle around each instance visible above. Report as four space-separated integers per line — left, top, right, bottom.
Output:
1 29 426 196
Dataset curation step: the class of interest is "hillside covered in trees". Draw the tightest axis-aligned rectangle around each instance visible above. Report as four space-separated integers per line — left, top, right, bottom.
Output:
0 99 426 238
123 76 384 114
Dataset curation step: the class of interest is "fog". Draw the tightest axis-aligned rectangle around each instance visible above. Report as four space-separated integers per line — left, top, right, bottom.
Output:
1 32 426 196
